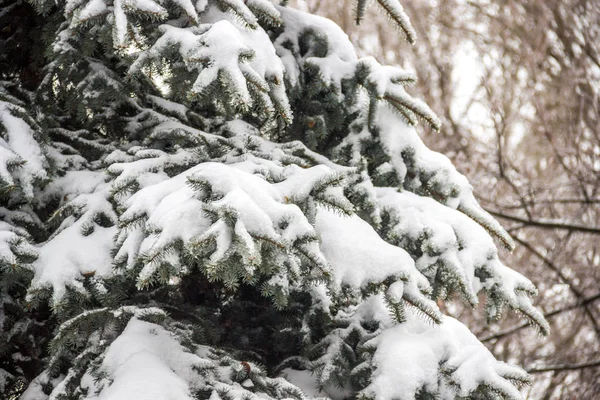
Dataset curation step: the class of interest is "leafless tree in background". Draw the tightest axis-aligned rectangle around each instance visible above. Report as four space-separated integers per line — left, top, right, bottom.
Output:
294 0 600 397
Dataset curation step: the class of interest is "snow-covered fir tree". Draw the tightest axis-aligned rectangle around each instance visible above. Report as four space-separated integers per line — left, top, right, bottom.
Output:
0 0 550 398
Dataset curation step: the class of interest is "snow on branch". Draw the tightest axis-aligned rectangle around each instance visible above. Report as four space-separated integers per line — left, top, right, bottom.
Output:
112 158 352 307
361 300 530 400
130 19 291 126
26 170 117 308
0 221 37 273
307 294 530 400
376 188 548 334
28 306 309 399
0 86 49 201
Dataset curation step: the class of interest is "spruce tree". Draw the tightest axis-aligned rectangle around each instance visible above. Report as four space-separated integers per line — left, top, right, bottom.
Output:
0 0 549 399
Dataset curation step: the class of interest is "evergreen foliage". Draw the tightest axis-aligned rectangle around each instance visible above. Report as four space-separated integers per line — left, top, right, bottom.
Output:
0 0 548 399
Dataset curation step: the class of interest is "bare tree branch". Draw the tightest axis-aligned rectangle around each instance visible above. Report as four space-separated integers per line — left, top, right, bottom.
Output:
527 359 600 373
486 209 600 235
513 236 600 339
483 198 600 209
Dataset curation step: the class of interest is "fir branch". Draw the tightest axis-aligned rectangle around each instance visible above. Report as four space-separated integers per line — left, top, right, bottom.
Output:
481 292 600 342
375 0 417 44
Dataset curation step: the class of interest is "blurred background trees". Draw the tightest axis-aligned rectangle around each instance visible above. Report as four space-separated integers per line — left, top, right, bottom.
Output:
294 0 600 398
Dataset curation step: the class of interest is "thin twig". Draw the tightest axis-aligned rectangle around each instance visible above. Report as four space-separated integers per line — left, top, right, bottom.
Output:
527 359 600 373
486 209 600 235
513 236 600 339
